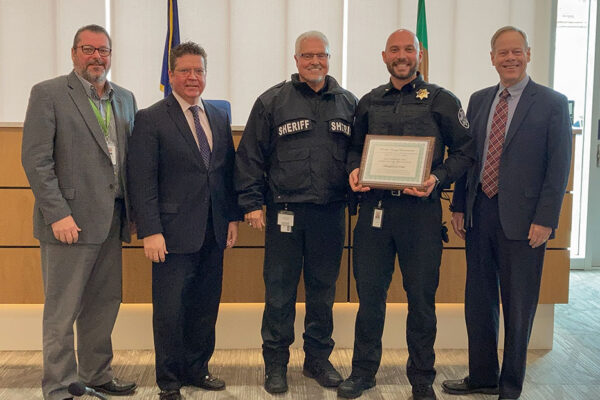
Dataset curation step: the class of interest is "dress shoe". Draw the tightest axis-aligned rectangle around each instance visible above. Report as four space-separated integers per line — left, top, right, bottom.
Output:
412 384 437 400
90 377 137 396
264 365 288 394
337 375 376 399
442 377 499 395
499 397 520 399
158 389 181 400
302 358 343 387
191 374 225 391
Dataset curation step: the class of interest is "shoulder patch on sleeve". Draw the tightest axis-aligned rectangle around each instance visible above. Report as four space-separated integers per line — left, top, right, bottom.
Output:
458 108 470 129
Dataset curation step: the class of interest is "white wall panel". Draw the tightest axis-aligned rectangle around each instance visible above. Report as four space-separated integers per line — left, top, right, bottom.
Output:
529 0 553 86
0 0 104 122
0 0 557 125
230 0 286 125
285 0 344 83
56 0 106 74
0 0 56 121
177 0 230 104
346 0 400 99
452 0 507 106
110 0 163 110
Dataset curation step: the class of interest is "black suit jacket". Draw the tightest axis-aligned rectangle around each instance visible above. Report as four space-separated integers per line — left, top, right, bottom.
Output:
127 94 239 253
452 79 572 240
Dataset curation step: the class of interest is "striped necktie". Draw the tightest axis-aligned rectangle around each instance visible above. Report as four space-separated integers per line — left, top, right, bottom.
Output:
481 89 510 198
189 105 211 168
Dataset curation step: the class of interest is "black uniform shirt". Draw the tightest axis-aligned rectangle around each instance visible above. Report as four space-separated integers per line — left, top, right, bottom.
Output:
235 74 357 213
347 74 474 190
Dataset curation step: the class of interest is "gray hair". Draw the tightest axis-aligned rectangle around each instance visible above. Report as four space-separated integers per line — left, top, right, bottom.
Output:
295 31 330 55
73 24 112 49
491 26 529 51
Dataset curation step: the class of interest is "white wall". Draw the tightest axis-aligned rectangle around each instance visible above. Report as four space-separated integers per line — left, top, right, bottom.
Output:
0 0 555 125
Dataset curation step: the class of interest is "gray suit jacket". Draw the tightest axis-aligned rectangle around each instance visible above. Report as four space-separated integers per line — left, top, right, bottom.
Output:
22 71 137 244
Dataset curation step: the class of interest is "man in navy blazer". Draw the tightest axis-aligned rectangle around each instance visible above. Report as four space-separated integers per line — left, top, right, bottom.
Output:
442 27 571 400
127 42 240 400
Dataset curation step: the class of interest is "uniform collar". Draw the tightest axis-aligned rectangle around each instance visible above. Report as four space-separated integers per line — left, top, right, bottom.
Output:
291 73 335 95
384 72 424 96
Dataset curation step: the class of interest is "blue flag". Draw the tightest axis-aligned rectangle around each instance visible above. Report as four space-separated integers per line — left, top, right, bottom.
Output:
160 0 180 96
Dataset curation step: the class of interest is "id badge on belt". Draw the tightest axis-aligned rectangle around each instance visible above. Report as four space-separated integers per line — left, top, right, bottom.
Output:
278 210 294 233
372 200 383 229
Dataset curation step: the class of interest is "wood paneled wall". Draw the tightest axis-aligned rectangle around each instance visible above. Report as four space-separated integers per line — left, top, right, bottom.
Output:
0 125 574 304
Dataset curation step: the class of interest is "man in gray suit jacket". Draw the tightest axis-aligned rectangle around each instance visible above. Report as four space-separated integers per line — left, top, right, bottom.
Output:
442 26 572 400
22 25 137 400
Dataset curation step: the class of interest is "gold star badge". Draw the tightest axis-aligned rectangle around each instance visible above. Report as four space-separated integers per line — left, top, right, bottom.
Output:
416 89 429 100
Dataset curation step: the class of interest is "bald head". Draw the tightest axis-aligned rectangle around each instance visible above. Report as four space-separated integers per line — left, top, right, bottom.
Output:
382 29 422 88
385 29 419 52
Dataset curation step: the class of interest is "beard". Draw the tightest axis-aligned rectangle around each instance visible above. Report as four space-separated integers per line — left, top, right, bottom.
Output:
386 58 418 80
299 66 326 86
80 59 108 83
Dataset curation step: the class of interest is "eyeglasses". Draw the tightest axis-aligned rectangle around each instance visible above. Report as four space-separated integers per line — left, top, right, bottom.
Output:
76 45 112 57
174 68 205 76
299 53 329 60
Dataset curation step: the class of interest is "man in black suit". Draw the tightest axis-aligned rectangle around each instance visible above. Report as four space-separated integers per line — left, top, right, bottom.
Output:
127 42 240 400
442 26 572 400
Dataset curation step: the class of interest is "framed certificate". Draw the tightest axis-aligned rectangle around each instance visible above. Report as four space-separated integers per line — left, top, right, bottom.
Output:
358 135 435 190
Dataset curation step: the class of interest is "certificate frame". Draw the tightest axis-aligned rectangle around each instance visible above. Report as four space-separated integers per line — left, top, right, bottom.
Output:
358 135 435 190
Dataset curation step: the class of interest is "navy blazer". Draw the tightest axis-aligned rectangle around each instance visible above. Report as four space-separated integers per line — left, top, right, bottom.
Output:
452 79 571 240
127 94 240 253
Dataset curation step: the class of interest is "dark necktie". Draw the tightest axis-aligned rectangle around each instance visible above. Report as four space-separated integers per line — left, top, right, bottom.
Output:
189 105 211 168
481 89 510 198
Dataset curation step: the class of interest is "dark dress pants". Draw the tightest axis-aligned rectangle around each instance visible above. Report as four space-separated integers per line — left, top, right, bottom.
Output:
152 217 224 391
261 201 345 368
351 194 442 386
465 190 546 399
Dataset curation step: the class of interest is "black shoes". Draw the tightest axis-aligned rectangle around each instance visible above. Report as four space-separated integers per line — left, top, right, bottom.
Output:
264 365 288 394
90 377 137 396
303 358 343 387
412 384 437 400
158 389 181 400
442 377 499 395
337 375 376 399
190 374 226 391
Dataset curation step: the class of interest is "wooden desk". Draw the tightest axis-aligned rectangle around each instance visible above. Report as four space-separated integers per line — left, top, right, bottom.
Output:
0 124 575 304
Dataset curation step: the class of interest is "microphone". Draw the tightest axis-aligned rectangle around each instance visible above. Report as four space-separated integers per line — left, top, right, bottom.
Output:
68 382 108 400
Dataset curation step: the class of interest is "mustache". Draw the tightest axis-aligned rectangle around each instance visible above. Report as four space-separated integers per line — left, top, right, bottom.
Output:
86 59 106 68
392 58 409 67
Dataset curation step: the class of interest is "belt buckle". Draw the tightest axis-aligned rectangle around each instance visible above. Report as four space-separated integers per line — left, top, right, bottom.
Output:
390 190 402 197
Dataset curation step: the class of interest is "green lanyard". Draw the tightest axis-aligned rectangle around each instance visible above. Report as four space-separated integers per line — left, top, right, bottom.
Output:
88 98 112 139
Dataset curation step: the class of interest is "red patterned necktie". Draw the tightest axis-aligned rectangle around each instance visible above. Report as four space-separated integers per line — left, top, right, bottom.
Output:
481 89 510 198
